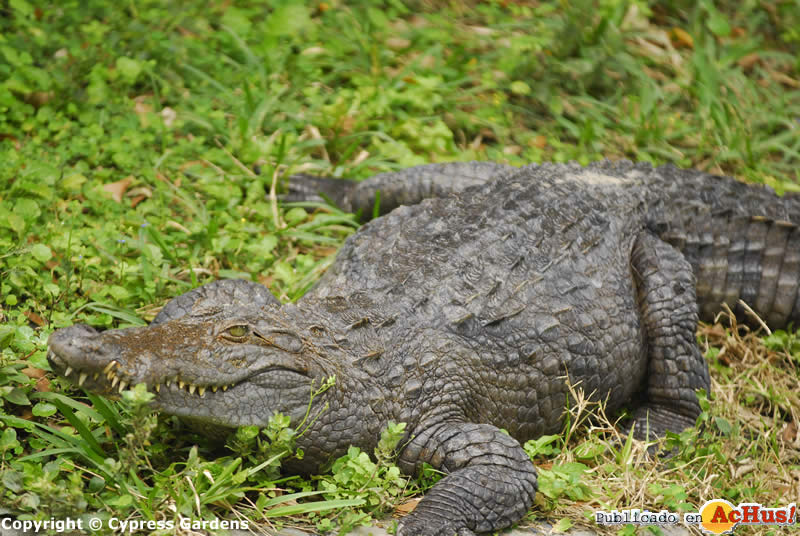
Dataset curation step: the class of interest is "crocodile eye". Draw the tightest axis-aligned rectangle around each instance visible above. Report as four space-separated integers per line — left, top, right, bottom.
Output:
224 325 249 339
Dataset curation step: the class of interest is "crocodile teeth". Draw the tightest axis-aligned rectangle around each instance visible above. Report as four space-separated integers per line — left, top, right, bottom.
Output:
103 361 118 374
197 386 205 397
93 372 99 381
188 384 196 395
222 385 229 392
154 384 161 393
78 372 88 386
118 381 128 392
165 379 171 387
211 386 218 393
64 366 73 377
111 376 119 388
179 381 185 390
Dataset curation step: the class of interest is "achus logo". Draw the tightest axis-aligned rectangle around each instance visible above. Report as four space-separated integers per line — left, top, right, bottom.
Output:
698 500 796 534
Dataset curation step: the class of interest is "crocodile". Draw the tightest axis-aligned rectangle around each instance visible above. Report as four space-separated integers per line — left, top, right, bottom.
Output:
48 161 800 536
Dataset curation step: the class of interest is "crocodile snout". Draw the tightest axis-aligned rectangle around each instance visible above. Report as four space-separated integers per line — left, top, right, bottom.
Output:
47 324 109 376
48 324 100 359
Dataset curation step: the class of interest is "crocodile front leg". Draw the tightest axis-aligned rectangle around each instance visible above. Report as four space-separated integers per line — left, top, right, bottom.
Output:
397 422 537 536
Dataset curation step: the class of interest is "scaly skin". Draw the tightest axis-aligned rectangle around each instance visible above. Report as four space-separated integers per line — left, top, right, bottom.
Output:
48 161 800 535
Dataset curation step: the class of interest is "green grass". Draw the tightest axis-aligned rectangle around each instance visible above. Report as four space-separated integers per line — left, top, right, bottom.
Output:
1 0 799 534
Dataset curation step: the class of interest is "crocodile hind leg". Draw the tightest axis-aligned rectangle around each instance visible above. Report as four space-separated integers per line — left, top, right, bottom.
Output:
285 162 515 219
629 231 711 439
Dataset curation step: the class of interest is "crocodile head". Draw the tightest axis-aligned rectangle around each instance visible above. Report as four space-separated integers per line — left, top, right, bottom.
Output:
47 303 328 431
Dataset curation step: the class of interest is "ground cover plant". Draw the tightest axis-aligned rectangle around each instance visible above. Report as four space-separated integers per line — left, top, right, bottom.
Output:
1 0 799 534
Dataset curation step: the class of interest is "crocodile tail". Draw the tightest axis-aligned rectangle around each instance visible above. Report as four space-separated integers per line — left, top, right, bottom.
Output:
287 162 515 220
689 213 800 327
646 165 800 328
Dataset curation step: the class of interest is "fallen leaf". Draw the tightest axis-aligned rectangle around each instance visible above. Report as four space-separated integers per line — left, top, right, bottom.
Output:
131 195 148 208
23 311 47 327
530 135 547 149
737 52 760 69
103 176 134 203
394 498 421 514
161 107 177 127
22 367 46 380
35 377 50 392
128 186 153 199
386 37 411 50
671 27 694 48
782 421 797 443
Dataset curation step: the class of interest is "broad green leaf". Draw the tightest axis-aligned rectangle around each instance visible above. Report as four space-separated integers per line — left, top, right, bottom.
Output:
116 57 142 84
0 326 15 349
31 243 52 262
32 402 57 417
553 518 574 533
4 388 30 405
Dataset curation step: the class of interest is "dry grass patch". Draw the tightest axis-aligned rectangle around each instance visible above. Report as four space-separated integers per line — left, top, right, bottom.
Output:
524 311 799 533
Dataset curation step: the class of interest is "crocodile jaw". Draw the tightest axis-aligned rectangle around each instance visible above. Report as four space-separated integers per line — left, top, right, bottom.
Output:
47 322 318 428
